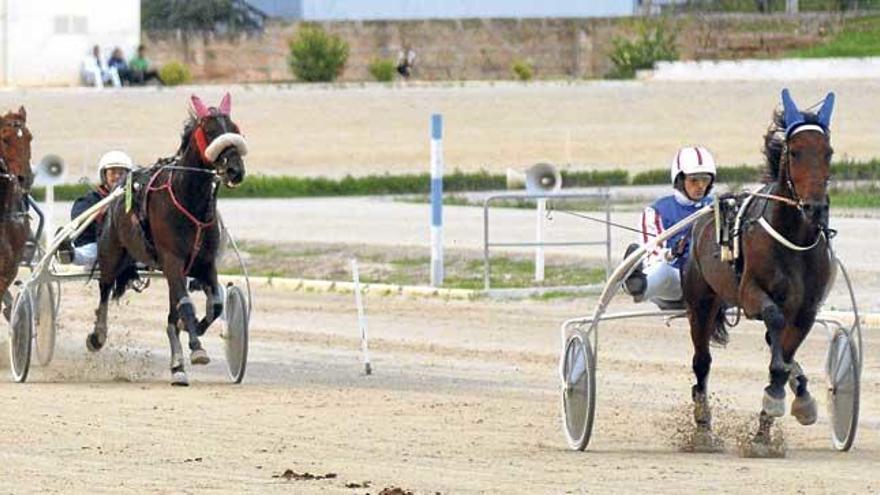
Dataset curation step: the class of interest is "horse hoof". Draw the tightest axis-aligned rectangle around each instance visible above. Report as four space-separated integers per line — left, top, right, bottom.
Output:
86 333 104 352
190 349 210 365
691 428 724 453
742 434 786 458
791 394 818 425
762 392 785 417
171 371 189 386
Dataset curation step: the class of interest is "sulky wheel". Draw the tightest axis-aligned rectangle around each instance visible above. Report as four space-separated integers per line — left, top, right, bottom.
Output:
560 330 596 451
33 281 57 367
8 286 34 382
826 327 859 452
222 285 249 384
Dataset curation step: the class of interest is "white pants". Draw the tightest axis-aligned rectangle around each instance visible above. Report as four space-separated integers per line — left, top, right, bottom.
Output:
642 261 682 304
73 243 97 266
82 67 121 88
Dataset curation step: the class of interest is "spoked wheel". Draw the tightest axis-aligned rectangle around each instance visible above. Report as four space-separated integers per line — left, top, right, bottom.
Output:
826 327 859 451
222 285 249 384
560 330 596 451
33 282 57 367
9 286 34 382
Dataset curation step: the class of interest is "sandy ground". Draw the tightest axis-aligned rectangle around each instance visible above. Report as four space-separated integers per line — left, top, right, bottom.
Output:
0 282 878 493
1 80 878 493
1 79 879 178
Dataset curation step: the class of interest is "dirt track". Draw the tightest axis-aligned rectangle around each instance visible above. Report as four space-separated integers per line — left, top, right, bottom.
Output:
1 281 878 493
1 81 879 493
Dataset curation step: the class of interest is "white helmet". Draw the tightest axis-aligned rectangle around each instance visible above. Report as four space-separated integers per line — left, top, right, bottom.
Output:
97 150 134 179
669 146 716 185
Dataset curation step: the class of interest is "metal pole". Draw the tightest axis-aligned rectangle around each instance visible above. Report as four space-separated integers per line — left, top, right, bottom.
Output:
430 113 444 287
535 198 545 282
483 199 491 291
351 258 372 375
604 189 611 280
45 184 54 246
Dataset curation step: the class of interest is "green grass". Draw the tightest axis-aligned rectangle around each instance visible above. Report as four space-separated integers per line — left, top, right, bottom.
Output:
28 160 880 203
787 15 880 58
830 185 880 208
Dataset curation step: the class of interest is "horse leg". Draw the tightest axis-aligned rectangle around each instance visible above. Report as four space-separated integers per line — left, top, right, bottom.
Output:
166 299 188 386
196 267 223 337
167 274 210 366
2 287 12 322
782 325 816 426
87 281 112 352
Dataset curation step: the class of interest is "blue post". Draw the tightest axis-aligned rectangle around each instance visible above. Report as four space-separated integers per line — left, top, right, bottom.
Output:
430 113 444 287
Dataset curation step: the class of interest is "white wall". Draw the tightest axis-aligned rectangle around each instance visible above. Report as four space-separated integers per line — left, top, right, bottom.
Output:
1 0 140 86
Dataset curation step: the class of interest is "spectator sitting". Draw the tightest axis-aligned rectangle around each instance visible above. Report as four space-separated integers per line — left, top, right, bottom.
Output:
107 47 134 86
128 45 163 86
81 45 121 88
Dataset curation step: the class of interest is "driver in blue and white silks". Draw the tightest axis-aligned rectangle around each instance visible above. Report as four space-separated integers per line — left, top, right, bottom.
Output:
624 146 716 306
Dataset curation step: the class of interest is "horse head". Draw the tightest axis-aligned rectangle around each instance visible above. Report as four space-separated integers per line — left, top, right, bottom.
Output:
0 106 33 191
780 89 834 228
188 93 247 188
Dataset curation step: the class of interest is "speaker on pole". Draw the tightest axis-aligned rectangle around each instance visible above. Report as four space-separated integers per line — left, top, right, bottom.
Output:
34 154 66 186
506 162 561 195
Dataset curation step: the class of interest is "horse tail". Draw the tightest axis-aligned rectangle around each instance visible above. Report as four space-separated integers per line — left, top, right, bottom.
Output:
711 301 730 346
111 261 140 300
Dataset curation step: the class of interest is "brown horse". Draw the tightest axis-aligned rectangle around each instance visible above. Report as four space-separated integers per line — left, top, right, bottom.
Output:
683 89 835 449
0 107 33 321
89 93 247 385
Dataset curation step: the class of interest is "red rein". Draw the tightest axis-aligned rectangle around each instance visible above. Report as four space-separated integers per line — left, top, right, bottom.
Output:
145 168 216 277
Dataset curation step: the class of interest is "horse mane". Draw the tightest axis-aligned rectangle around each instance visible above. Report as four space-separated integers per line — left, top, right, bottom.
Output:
761 107 822 182
178 113 197 155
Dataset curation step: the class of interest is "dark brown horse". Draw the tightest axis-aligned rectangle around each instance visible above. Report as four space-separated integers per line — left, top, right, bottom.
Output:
683 89 835 449
0 107 33 321
89 94 247 385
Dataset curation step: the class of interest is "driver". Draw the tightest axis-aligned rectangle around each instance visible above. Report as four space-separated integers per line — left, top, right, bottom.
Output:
623 145 716 306
58 150 133 266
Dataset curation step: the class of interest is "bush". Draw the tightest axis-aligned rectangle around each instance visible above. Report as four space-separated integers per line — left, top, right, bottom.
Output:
511 59 534 81
158 61 191 86
368 58 396 82
607 22 678 79
287 25 349 82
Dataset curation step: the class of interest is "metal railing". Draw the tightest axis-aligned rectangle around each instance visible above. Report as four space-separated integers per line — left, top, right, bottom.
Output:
482 191 612 292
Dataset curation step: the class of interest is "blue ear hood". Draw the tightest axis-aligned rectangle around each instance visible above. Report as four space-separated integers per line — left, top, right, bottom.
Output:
816 92 835 130
782 88 805 137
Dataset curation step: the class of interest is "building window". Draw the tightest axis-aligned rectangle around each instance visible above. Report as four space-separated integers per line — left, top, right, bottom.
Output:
54 16 69 34
72 16 88 34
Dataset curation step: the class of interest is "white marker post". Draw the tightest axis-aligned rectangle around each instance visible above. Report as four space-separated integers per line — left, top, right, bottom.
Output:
350 258 372 375
535 198 545 282
430 113 444 287
44 184 55 246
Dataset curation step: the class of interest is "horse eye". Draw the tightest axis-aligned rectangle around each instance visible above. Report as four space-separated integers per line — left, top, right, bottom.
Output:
790 150 800 160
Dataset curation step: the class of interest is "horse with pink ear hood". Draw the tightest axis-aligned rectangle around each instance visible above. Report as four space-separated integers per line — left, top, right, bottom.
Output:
189 93 249 169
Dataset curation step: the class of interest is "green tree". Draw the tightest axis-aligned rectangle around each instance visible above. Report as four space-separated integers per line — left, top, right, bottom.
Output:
142 0 264 32
287 26 350 82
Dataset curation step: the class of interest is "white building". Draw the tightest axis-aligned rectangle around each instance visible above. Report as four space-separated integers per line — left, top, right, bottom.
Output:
0 0 140 87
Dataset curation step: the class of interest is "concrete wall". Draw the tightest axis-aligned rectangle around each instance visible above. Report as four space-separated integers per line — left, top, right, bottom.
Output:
0 0 140 86
143 14 841 83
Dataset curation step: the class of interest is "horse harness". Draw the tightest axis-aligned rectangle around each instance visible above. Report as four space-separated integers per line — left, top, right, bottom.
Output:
714 183 831 281
0 168 30 222
138 159 221 277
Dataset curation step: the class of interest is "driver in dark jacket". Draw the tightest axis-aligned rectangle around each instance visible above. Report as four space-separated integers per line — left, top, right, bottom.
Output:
59 150 132 265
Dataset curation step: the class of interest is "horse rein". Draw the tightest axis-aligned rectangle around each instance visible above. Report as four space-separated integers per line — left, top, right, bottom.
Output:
144 162 221 277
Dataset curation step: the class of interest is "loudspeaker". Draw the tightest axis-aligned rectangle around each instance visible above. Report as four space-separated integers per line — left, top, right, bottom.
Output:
506 162 562 195
34 154 65 186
